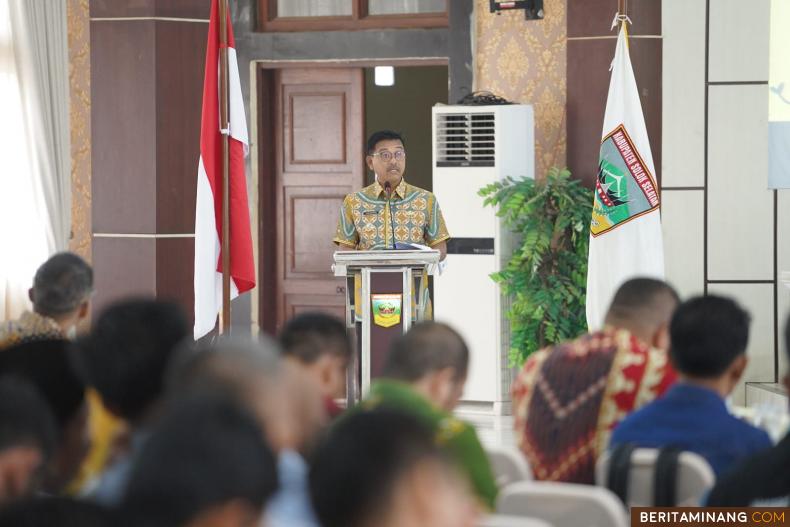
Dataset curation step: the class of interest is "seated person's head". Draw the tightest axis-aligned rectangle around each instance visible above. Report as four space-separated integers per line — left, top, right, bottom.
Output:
604 277 680 350
29 252 93 336
382 322 469 412
77 298 189 425
120 393 278 527
0 339 88 493
169 336 326 456
310 408 478 527
0 377 57 503
669 295 751 396
0 497 112 527
279 312 351 400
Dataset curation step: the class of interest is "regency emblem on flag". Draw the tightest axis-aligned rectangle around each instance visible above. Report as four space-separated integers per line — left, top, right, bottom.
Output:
371 294 402 328
591 124 660 237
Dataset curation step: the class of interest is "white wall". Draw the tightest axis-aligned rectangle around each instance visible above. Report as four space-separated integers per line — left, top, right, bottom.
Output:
662 0 790 403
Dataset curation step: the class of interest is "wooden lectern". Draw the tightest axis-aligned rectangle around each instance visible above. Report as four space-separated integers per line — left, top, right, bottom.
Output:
333 250 440 406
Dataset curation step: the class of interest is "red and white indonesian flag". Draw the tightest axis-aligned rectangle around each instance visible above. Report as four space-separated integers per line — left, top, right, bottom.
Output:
585 23 665 330
194 0 255 339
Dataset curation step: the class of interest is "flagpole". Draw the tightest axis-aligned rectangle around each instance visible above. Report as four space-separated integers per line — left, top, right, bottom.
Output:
218 0 231 335
617 0 627 26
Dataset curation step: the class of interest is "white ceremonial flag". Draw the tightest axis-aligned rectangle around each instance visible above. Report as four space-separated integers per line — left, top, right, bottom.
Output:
585 22 665 330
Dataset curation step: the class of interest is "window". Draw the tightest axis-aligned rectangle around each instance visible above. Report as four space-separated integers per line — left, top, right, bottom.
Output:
0 0 49 319
259 0 448 32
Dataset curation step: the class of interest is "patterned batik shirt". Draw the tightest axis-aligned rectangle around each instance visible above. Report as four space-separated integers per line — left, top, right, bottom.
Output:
0 310 63 350
511 327 677 484
333 179 450 250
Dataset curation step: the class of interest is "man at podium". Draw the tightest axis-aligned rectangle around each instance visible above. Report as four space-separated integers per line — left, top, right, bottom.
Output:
333 130 450 322
333 130 450 258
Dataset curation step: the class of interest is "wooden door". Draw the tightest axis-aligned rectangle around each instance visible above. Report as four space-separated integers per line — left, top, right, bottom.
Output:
271 68 364 332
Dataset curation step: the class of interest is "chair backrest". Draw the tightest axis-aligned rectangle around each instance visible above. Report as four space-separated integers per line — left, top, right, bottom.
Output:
478 514 552 527
496 481 628 527
486 446 533 488
595 448 715 507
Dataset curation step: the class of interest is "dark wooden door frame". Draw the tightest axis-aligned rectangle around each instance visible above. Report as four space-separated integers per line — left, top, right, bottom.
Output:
254 58 449 336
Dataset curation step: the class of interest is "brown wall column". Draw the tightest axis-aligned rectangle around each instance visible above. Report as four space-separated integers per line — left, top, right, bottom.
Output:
566 0 661 187
89 0 210 320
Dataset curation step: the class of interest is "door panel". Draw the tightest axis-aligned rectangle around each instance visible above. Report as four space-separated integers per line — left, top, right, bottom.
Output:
273 68 364 332
289 94 346 164
284 186 350 278
285 293 347 322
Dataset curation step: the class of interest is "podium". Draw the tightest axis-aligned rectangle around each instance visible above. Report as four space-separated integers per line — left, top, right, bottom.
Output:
333 250 440 404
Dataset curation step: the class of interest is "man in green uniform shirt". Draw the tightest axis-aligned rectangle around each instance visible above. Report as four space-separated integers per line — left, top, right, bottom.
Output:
356 322 498 510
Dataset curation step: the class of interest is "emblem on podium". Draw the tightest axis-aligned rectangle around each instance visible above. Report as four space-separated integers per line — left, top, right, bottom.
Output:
371 294 402 328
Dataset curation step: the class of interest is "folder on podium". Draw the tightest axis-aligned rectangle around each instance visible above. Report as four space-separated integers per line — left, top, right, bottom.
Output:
332 249 440 405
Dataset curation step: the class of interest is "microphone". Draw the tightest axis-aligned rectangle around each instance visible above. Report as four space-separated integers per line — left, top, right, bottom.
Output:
384 182 395 249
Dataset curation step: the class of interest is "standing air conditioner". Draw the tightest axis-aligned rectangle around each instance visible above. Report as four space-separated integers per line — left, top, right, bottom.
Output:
432 104 534 415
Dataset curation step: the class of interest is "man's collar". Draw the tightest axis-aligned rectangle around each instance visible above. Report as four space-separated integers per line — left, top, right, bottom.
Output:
394 178 407 198
373 179 407 199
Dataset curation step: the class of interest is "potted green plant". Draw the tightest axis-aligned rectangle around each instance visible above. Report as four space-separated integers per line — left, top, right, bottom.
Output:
479 167 593 366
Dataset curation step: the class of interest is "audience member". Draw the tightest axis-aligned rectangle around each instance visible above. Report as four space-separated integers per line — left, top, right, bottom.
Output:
0 497 112 527
120 393 278 527
358 321 497 509
279 312 352 418
169 337 325 527
706 314 790 505
0 377 57 503
0 252 92 348
610 295 772 476
511 278 679 483
0 340 88 493
77 298 189 504
310 408 478 527
0 252 117 494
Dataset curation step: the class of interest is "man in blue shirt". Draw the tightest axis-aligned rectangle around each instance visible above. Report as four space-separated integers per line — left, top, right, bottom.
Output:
706 314 790 506
610 295 772 477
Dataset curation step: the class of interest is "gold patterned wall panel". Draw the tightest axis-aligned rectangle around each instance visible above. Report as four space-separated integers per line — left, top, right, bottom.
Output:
67 0 91 262
475 0 567 179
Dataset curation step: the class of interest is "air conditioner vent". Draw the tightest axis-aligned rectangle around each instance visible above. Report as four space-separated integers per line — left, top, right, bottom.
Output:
435 112 495 167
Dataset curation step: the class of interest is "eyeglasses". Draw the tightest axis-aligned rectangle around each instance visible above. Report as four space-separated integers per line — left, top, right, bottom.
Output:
370 150 406 162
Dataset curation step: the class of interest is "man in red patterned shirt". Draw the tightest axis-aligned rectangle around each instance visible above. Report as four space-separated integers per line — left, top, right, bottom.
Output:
511 278 679 484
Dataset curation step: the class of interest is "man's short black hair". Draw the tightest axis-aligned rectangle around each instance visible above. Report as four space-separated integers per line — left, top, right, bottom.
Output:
606 277 680 323
669 295 751 378
382 322 469 382
121 393 278 527
0 377 57 462
0 339 85 432
366 130 405 155
0 497 112 527
310 408 443 527
77 298 189 421
32 252 93 317
279 312 351 364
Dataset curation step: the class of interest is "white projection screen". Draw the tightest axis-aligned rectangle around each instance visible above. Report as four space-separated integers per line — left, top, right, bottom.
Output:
769 0 790 188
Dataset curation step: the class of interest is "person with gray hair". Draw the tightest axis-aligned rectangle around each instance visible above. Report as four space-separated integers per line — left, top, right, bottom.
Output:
168 336 327 527
0 252 93 348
